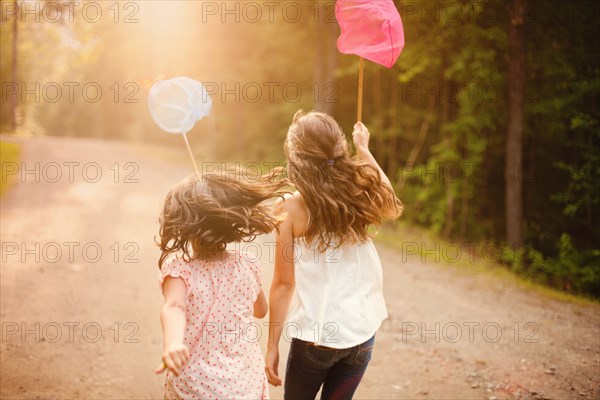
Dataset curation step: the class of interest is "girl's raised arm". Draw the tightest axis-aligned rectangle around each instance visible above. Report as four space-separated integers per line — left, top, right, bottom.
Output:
155 277 190 376
353 121 395 190
265 198 297 387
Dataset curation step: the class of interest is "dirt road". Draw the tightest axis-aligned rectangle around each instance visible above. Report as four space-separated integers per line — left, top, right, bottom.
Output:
1 136 598 399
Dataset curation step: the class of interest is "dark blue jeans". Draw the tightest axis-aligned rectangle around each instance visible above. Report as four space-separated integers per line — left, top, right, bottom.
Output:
284 335 375 400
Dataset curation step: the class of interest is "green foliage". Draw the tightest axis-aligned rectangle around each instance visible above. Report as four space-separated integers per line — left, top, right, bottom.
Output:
507 234 600 298
393 0 508 241
388 0 599 297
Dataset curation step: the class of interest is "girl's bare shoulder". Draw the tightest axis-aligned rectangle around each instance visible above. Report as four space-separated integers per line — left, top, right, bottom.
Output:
277 191 306 213
276 192 309 236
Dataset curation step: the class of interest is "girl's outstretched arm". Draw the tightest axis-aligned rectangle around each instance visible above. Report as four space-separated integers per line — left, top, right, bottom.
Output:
265 198 296 387
353 121 394 190
155 276 190 376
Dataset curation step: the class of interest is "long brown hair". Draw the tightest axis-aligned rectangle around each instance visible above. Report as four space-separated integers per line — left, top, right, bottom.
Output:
285 110 402 251
157 169 288 268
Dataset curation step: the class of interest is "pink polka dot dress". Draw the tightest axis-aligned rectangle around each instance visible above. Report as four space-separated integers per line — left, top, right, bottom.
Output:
158 251 269 400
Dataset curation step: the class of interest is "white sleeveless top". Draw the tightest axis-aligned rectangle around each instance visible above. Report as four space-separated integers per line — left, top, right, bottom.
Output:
286 238 388 349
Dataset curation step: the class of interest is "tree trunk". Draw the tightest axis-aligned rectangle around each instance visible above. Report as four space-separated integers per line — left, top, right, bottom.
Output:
505 0 526 248
387 71 399 182
398 98 434 189
460 180 469 238
443 184 455 237
373 69 386 168
314 19 337 114
10 0 18 131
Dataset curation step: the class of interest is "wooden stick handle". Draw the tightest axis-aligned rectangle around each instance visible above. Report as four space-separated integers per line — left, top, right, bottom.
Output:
357 57 364 122
182 132 200 177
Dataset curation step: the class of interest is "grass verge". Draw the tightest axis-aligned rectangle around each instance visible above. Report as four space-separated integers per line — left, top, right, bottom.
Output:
0 141 21 197
374 222 598 306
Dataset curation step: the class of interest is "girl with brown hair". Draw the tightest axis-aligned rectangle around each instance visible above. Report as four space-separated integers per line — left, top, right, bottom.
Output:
155 170 287 400
266 111 403 399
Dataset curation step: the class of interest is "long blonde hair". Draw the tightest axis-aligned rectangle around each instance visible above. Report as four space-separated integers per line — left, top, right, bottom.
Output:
157 169 288 268
285 110 402 251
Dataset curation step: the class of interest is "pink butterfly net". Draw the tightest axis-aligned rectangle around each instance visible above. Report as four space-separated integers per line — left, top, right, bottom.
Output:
335 0 405 68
